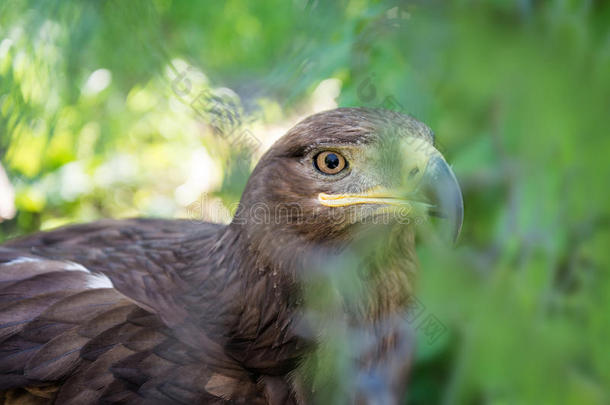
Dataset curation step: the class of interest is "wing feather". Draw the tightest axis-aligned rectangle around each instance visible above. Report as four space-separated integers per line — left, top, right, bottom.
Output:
24 330 88 381
0 219 269 403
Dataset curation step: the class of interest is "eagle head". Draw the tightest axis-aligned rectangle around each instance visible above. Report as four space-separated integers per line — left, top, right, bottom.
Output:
233 107 463 248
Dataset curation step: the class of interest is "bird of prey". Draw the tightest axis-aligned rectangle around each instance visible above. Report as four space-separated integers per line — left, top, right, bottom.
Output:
0 108 462 404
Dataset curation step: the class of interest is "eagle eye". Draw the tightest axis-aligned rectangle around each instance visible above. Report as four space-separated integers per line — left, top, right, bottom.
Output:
315 151 347 175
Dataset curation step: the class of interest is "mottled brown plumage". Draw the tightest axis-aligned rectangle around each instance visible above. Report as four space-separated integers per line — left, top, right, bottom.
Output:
0 108 462 404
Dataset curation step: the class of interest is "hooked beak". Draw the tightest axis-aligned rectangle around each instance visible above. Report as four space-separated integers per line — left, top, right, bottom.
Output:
416 155 464 242
318 136 463 243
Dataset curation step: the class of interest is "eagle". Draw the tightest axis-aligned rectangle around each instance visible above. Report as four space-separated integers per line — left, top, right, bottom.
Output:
0 108 462 404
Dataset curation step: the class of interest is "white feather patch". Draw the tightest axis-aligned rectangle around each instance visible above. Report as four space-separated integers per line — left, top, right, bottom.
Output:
3 256 113 289
3 256 42 266
62 261 92 274
60 261 113 289
86 273 114 289
2 256 114 290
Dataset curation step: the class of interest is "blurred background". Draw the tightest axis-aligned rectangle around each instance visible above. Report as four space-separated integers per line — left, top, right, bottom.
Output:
1 0 609 403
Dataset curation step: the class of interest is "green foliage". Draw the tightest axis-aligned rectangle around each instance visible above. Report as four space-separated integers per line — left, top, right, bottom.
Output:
1 0 609 403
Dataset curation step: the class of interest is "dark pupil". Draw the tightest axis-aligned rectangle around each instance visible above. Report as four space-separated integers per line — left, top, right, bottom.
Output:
324 153 340 169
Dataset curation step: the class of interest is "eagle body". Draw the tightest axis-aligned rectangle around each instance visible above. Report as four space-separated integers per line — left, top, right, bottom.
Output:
0 108 463 404
0 219 307 404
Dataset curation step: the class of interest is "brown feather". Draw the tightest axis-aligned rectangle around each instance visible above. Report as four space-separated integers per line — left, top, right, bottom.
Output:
0 108 432 403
